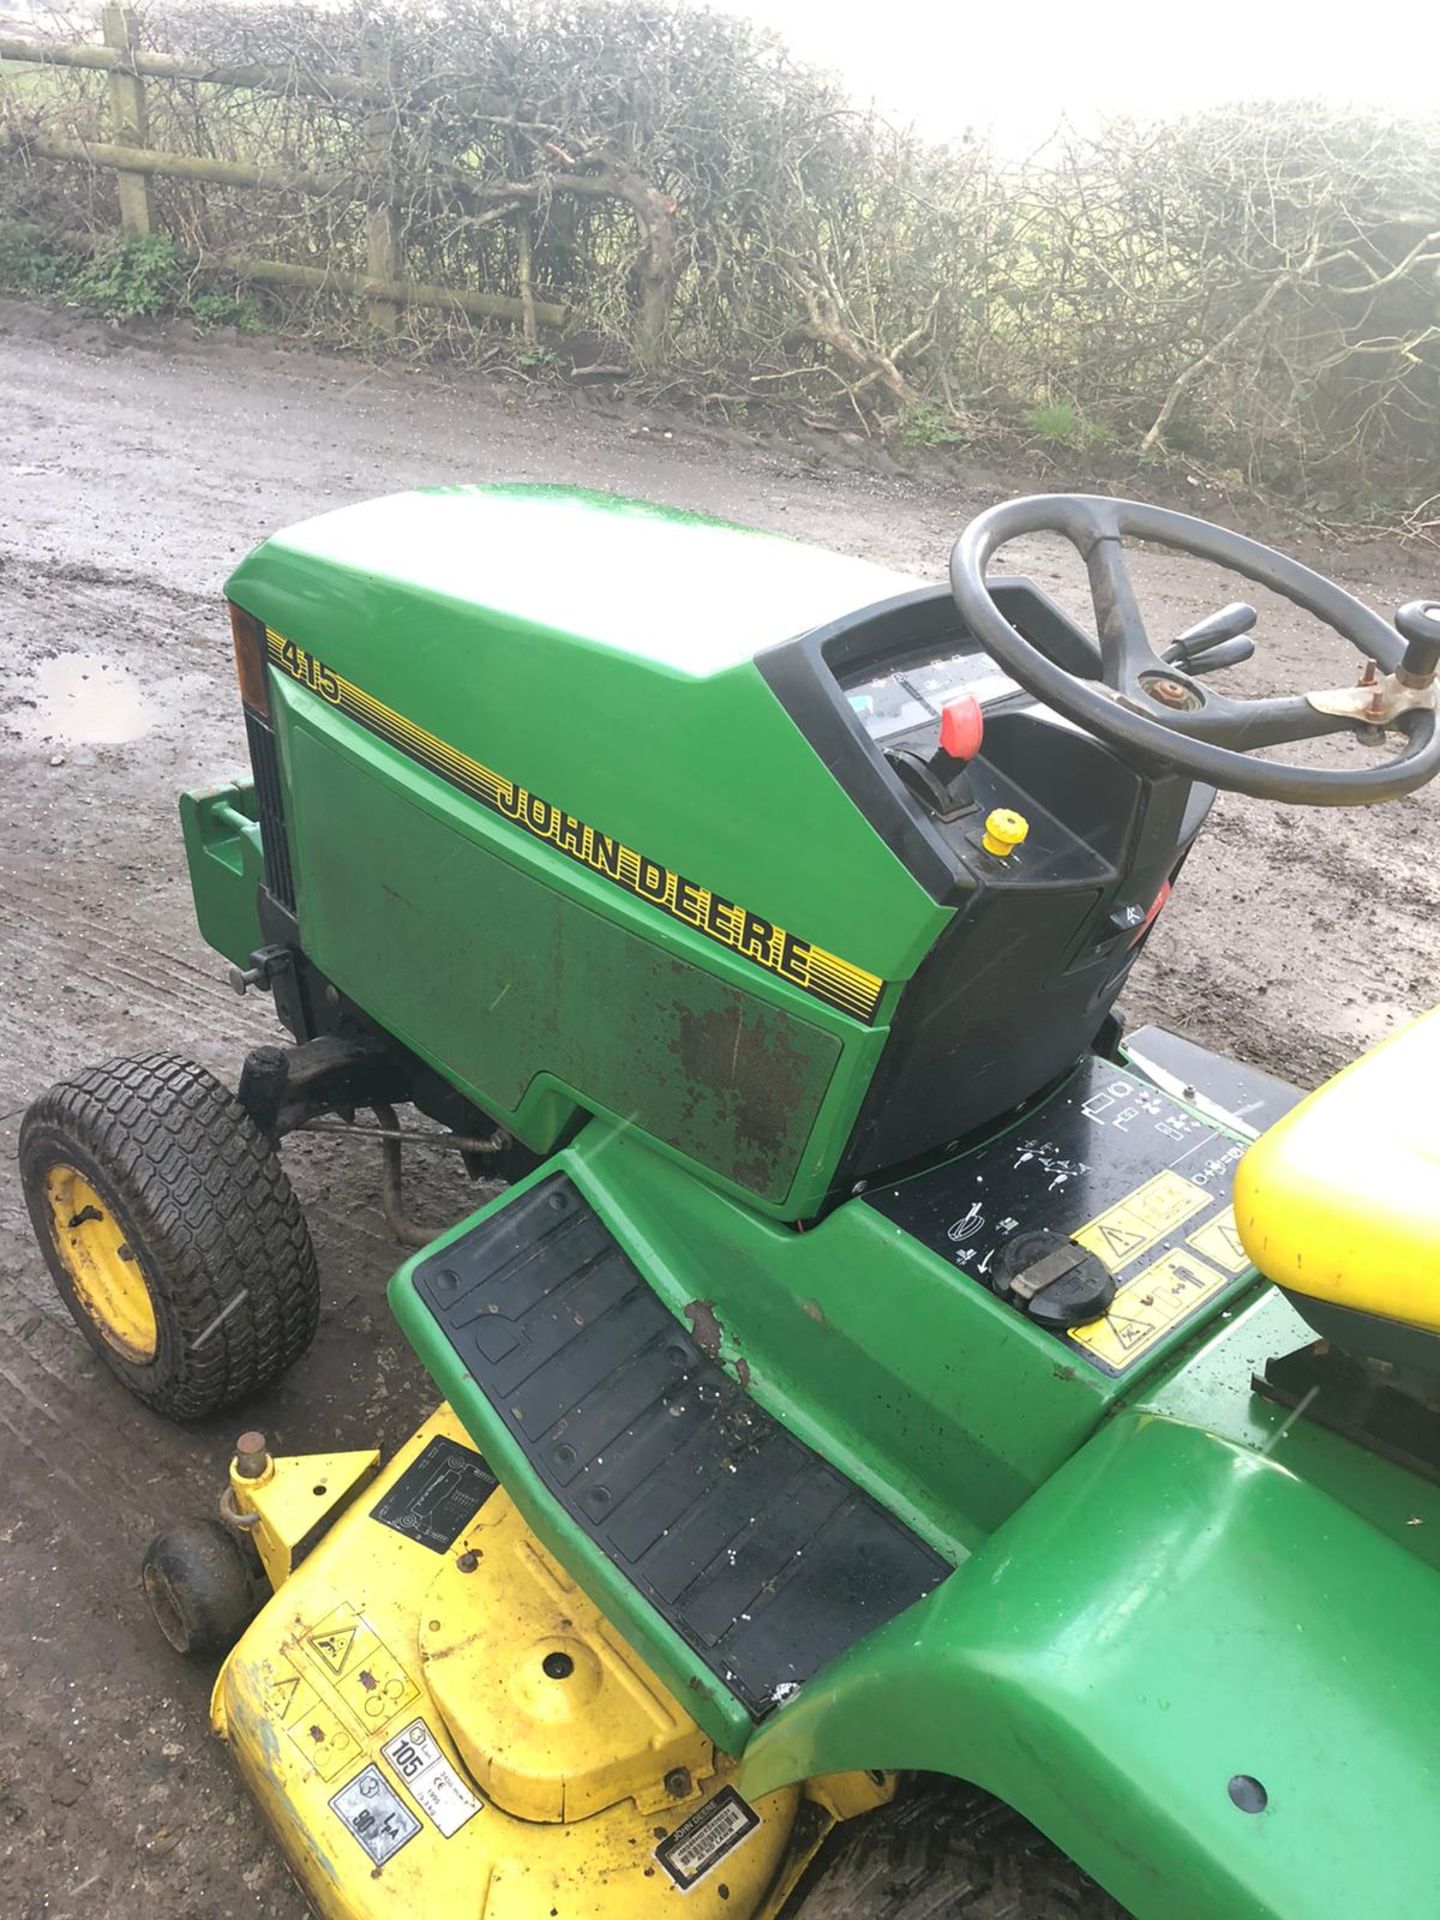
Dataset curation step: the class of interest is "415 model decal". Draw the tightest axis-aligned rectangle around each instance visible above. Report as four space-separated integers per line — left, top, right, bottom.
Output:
273 635 340 704
266 629 886 1024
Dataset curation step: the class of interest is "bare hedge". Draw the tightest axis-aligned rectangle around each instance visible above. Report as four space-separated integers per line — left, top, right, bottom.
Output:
4 0 1439 517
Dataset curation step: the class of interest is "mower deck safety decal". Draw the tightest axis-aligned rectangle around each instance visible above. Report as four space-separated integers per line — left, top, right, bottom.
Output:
270 1669 361 1781
330 1764 420 1867
291 1601 420 1735
370 1434 498 1554
266 630 885 1023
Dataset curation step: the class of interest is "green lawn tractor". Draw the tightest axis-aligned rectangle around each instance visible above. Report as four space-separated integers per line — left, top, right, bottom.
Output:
19 485 1440 1919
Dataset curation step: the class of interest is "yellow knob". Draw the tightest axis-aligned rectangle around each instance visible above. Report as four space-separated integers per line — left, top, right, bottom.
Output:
982 808 1029 858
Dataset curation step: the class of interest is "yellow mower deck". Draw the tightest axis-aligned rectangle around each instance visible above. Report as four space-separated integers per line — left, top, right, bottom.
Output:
213 1407 886 1919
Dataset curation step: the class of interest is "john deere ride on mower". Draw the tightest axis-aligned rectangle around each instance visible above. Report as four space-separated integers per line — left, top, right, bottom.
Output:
20 486 1440 1918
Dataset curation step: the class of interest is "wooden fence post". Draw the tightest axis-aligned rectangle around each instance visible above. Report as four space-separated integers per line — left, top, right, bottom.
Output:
515 213 538 346
101 3 154 236
360 25 402 335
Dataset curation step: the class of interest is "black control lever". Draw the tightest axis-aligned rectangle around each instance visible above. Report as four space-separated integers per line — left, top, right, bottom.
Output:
886 746 976 819
1163 602 1257 676
1173 635 1255 676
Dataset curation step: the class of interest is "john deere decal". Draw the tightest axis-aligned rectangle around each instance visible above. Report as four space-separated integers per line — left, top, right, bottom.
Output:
267 630 885 1023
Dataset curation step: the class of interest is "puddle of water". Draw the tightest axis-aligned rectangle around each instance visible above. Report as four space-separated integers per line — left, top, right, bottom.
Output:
18 653 154 746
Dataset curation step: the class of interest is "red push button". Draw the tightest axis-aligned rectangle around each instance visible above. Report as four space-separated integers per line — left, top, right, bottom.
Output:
939 695 984 761
1132 879 1172 944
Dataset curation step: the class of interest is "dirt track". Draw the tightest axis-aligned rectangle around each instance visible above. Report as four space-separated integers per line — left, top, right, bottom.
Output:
2 296 1437 1918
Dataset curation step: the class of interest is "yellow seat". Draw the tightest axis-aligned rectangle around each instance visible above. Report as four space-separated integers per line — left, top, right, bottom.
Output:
1234 1008 1440 1339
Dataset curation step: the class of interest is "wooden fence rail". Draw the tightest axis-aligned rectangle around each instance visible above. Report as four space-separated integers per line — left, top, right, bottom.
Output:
5 128 359 199
0 9 571 336
0 29 376 102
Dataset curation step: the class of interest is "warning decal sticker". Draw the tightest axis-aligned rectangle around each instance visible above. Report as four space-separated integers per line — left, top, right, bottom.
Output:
655 1785 762 1891
266 628 886 1025
330 1764 420 1867
308 1623 357 1676
1073 1169 1209 1272
293 1603 420 1737
1067 1247 1229 1371
1187 1206 1251 1275
370 1435 498 1554
383 1717 483 1838
269 1667 362 1782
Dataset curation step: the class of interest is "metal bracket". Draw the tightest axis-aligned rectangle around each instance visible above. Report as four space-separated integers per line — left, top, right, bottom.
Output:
237 1033 408 1137
226 1434 381 1591
1307 671 1439 726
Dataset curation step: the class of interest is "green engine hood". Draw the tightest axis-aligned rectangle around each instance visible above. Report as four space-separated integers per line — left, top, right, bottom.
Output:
228 484 923 677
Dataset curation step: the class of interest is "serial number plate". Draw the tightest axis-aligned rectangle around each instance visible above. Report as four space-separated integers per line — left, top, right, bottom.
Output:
655 1785 761 1890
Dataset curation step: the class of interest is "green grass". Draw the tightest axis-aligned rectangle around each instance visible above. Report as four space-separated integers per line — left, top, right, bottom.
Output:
898 404 962 447
1024 399 1112 452
190 287 265 330
0 224 265 329
71 232 185 320
0 221 77 296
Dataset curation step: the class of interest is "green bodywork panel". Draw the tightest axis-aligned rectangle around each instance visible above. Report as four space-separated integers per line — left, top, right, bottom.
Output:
225 486 940 977
219 485 953 1215
390 1112 1130 1749
391 1127 1440 1920
290 730 851 1203
178 780 265 967
742 1290 1440 1920
387 1083 1229 1725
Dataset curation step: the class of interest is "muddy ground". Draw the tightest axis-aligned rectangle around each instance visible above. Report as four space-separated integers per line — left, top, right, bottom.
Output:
1 296 1436 1917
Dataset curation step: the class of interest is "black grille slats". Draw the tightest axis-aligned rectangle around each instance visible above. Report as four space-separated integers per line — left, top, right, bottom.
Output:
243 706 295 910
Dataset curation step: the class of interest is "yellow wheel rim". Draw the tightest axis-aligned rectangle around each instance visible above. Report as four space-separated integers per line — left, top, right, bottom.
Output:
44 1164 158 1363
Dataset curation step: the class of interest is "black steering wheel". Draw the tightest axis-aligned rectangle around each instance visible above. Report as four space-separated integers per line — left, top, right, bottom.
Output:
950 494 1440 805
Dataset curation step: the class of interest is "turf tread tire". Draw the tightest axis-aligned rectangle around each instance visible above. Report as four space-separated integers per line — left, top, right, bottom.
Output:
784 1776 1129 1918
20 1053 319 1421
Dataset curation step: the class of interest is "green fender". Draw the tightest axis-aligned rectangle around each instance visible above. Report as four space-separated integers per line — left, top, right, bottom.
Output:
739 1388 1440 1920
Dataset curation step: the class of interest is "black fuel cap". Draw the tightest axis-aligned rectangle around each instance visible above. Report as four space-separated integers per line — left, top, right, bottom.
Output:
992 1229 1116 1332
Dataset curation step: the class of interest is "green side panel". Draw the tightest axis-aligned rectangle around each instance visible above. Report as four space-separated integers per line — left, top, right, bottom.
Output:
178 780 264 969
225 486 949 981
394 1135 1440 1915
740 1291 1440 1920
289 727 847 1208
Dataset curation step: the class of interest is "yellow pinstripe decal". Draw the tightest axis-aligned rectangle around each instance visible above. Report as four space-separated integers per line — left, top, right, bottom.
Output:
266 630 886 1023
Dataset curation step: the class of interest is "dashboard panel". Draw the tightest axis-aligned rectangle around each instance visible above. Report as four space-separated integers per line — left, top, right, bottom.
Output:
755 575 1212 1198
843 648 1022 744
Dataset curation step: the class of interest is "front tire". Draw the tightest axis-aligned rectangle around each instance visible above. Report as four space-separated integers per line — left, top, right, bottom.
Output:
19 1053 320 1421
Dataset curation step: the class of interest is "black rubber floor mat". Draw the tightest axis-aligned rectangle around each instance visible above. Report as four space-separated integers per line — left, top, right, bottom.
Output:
411 1173 949 1718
